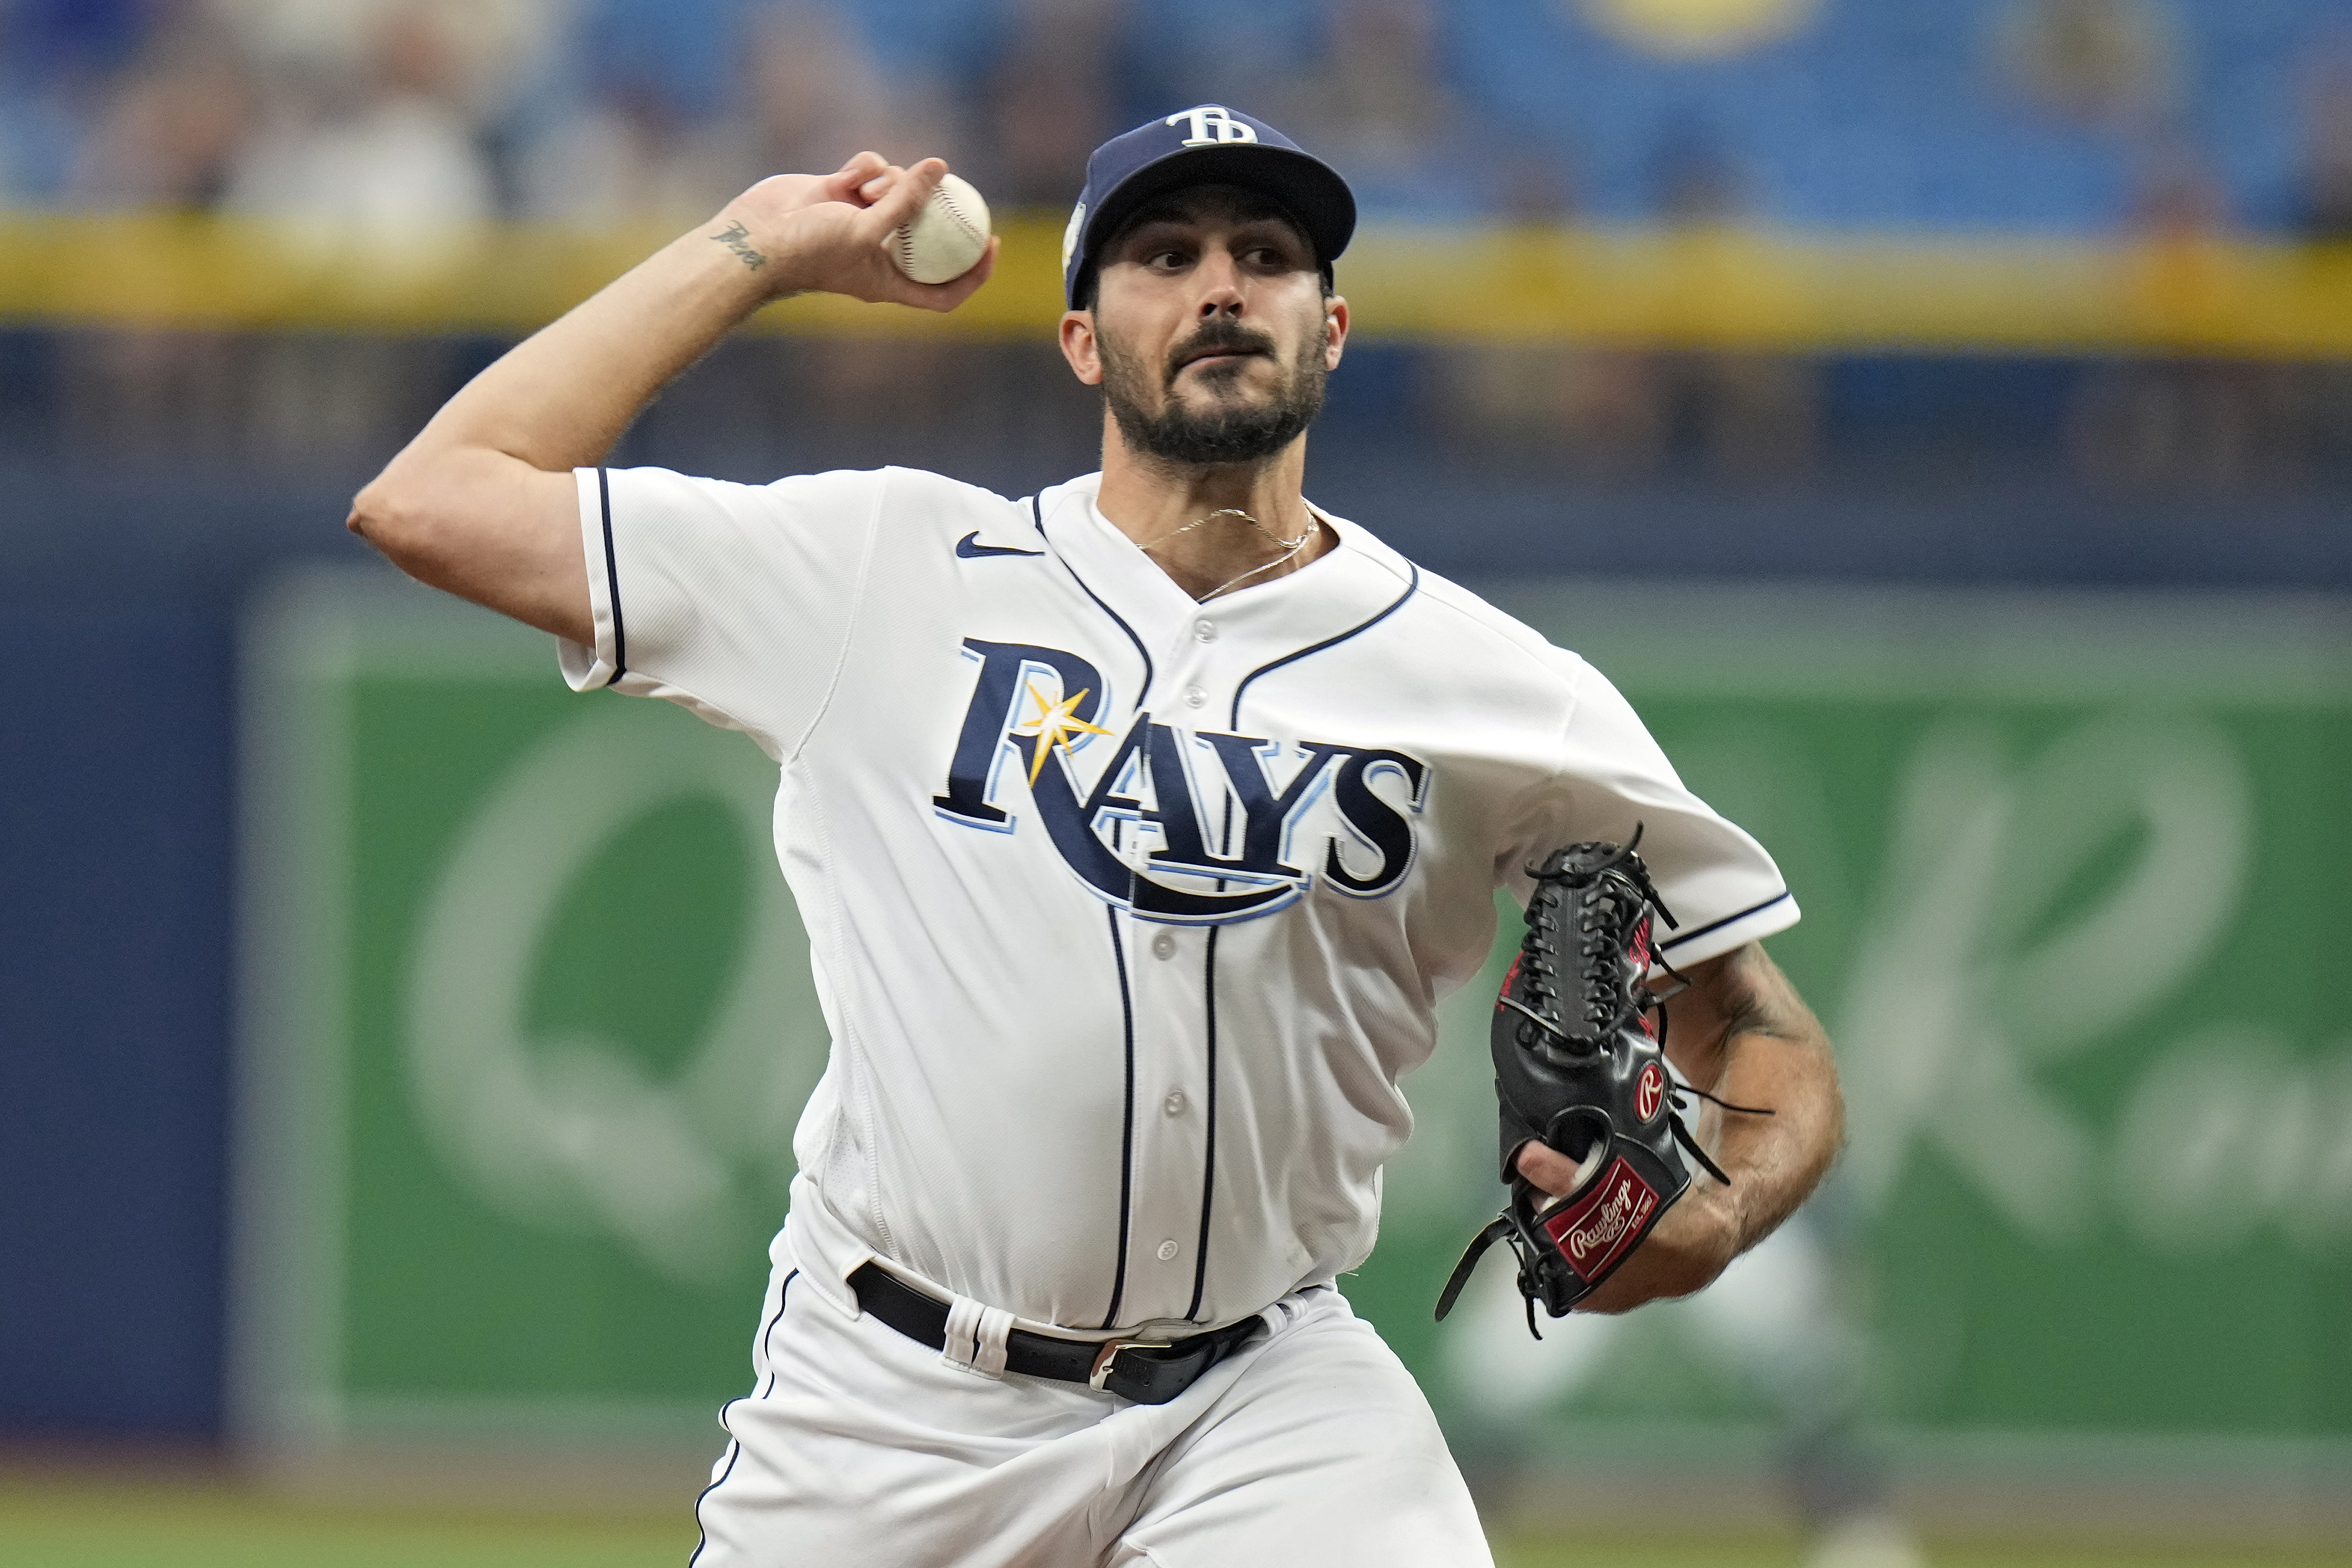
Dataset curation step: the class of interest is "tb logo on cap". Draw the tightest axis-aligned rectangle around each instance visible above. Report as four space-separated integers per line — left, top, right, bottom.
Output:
1166 105 1258 147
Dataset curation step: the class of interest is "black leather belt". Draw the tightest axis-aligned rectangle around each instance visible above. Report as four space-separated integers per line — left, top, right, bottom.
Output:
849 1263 1261 1406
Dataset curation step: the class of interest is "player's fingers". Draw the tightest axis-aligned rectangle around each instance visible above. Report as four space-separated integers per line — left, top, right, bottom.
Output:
897 233 999 312
858 232 995 314
818 152 889 204
855 153 942 199
1514 1140 1597 1198
856 156 947 235
839 150 889 182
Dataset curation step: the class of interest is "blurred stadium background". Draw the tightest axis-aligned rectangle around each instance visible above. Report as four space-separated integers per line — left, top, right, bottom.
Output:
4 1 2350 1565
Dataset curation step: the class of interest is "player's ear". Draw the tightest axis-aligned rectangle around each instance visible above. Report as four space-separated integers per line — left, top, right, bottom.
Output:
1060 310 1104 386
1323 296 1348 371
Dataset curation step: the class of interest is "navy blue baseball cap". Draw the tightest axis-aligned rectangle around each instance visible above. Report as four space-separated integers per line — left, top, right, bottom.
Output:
1061 105 1357 309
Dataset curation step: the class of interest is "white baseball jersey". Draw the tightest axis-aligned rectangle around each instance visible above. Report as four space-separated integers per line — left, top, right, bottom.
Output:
558 466 1797 1337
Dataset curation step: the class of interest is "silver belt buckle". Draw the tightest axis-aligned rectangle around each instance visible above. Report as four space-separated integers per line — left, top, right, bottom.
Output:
1088 1337 1173 1391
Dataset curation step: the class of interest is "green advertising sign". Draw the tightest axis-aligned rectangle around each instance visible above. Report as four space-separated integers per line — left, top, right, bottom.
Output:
236 570 2351 1478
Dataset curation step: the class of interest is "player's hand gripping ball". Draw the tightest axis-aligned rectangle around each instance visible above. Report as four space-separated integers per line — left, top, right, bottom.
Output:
890 172 992 284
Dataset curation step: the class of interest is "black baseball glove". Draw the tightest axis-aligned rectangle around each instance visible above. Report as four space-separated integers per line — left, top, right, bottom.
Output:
1434 831 1765 1336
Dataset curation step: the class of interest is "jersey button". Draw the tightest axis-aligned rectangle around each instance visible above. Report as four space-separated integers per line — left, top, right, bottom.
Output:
1193 619 1217 644
1183 685 1207 709
1156 1239 1180 1262
1163 1090 1186 1116
1151 931 1177 960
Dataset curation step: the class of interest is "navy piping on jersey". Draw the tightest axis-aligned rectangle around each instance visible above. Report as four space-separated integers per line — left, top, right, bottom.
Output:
754 1269 799 1397
686 1441 741 1567
1228 564 1420 729
1184 928 1220 1322
1033 494 1153 711
596 466 628 686
1657 890 1795 952
1100 909 1139 1329
689 1269 797 1566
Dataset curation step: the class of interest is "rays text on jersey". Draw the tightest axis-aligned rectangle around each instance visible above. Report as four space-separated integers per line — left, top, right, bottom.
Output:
932 638 1428 924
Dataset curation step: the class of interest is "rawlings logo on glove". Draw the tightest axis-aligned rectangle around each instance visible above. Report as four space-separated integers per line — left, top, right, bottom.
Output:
1434 830 1770 1334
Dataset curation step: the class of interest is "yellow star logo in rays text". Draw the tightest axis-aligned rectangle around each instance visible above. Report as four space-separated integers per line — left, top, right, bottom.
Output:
1019 680 1114 785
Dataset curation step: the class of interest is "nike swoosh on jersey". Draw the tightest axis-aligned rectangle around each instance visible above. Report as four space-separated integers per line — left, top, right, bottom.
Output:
955 531 1046 559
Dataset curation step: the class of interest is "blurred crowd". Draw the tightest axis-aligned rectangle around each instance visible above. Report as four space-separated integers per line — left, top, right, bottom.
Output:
0 0 1539 230
3 0 2351 492
6 0 2352 231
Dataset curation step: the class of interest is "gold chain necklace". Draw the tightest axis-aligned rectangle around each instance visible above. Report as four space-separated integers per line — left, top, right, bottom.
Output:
1138 507 1322 601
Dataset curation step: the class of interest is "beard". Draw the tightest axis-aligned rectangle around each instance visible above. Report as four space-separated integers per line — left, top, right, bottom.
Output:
1098 316 1328 468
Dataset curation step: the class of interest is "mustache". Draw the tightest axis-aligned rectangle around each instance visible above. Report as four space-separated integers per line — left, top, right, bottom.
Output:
1164 321 1280 382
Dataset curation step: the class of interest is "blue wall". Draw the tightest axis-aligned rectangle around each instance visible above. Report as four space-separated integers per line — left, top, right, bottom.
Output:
0 460 365 1439
1 605 233 1436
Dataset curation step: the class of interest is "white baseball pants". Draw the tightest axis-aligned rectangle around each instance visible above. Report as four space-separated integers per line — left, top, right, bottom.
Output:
688 1255 1494 1568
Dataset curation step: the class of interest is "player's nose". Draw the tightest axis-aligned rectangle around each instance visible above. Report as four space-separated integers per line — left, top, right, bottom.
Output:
1194 247 1245 318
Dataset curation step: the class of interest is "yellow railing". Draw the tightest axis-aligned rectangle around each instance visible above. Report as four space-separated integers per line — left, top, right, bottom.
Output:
6 209 2352 355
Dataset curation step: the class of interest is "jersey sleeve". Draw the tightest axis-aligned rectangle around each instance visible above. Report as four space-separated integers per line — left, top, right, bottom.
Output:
1504 650 1799 968
557 464 889 757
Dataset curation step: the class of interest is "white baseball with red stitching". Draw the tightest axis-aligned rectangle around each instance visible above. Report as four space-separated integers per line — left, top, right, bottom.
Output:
891 173 992 284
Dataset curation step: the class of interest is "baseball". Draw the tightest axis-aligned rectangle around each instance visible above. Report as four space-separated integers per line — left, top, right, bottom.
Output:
890 172 991 284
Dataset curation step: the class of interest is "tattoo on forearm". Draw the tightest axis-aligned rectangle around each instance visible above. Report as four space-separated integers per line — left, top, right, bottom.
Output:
1715 947 1806 1045
1715 956 1777 1044
1671 946 1823 1085
711 220 766 272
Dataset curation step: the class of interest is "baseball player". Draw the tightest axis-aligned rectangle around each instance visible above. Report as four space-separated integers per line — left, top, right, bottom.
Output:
349 106 1844 1567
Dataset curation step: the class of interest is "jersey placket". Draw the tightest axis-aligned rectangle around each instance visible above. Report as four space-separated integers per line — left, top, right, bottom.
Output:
1109 916 1218 1326
1047 487 1412 1329
1105 610 1240 1327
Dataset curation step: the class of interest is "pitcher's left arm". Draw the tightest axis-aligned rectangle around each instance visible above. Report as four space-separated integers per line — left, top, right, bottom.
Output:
1515 941 1844 1313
